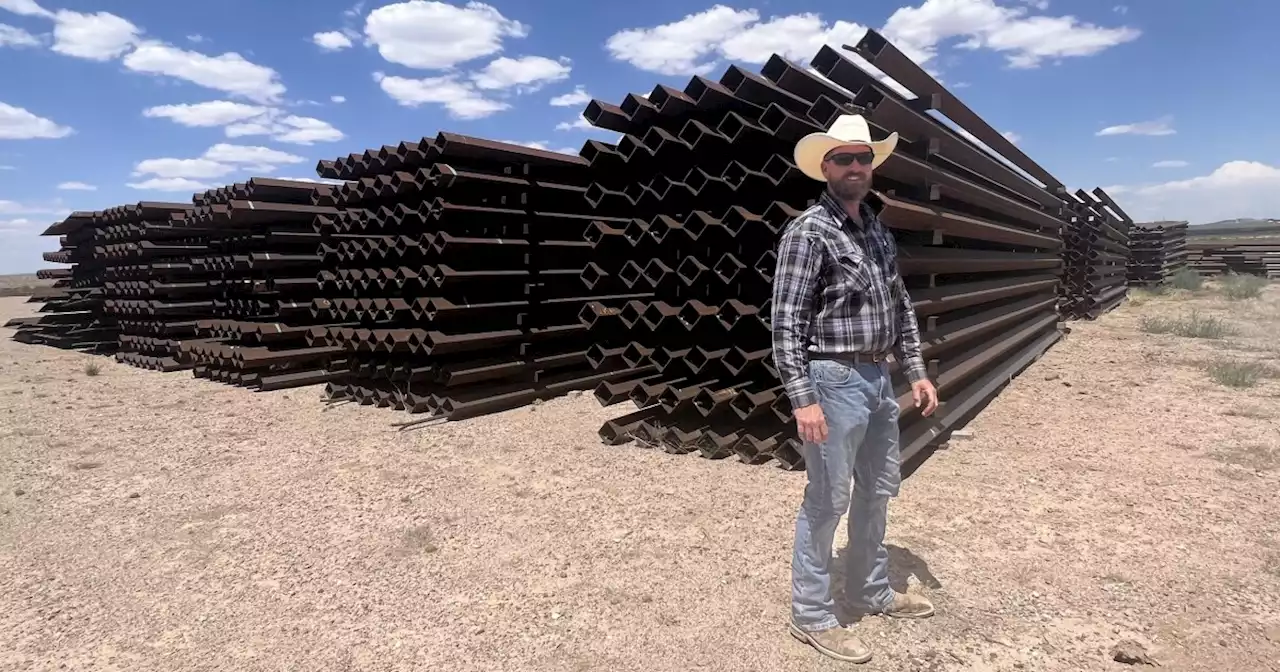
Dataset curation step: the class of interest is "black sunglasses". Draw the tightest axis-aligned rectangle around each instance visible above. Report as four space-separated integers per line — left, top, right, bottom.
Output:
825 151 875 167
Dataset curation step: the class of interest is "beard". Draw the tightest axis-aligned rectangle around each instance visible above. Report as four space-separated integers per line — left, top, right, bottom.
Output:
828 175 869 202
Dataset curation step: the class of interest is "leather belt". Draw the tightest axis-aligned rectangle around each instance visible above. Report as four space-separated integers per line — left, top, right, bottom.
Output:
810 351 891 365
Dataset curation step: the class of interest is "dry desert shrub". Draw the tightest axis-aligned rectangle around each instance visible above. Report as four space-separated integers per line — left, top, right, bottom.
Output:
1167 268 1204 291
1203 359 1277 389
1139 311 1237 339
1220 273 1269 301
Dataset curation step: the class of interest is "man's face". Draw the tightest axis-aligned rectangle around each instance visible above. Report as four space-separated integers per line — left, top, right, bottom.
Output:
820 143 874 201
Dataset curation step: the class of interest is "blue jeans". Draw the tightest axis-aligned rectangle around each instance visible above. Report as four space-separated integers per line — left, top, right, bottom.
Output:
790 358 902 631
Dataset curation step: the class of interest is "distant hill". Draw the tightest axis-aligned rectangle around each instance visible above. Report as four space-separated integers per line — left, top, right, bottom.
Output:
1186 218 1280 238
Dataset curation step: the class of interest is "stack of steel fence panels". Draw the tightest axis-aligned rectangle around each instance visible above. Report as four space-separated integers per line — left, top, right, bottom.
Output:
1059 187 1131 318
581 32 1073 469
309 133 647 420
1127 220 1188 286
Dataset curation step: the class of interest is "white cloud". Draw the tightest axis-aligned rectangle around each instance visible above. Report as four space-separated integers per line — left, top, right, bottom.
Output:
1113 5 1129 15
202 143 305 167
330 95 346 103
550 86 591 107
141 100 343 145
122 41 286 104
470 55 570 92
186 34 205 43
50 9 139 60
1152 160 1188 168
313 30 353 51
1105 161 1280 224
56 181 96 190
883 0 1140 69
555 114 594 132
364 0 528 69
125 177 215 192
605 5 758 76
0 198 69 216
605 1 1137 79
131 143 307 183
1096 116 1175 136
0 217 36 234
722 13 869 68
373 71 509 119
0 0 53 19
1001 130 1021 144
143 100 269 126
224 111 344 144
133 157 232 180
0 101 72 139
0 22 40 47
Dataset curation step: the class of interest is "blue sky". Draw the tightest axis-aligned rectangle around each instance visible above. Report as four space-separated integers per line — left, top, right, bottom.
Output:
2 0 1278 273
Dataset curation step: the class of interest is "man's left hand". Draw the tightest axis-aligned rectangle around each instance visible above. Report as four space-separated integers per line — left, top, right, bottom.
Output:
911 379 939 417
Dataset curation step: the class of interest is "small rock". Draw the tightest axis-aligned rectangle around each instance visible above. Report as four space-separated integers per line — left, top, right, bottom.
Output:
13 489 24 497
1062 381 1073 387
1044 373 1060 381
567 390 583 398
951 429 975 441
127 493 140 499
1111 640 1158 666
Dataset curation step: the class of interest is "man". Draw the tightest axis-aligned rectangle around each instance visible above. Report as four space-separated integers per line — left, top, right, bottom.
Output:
771 113 940 664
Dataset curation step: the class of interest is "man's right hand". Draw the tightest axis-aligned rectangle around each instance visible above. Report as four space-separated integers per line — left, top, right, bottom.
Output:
794 403 828 444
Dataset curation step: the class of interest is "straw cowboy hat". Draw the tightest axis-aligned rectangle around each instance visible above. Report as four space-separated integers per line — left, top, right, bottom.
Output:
793 113 899 182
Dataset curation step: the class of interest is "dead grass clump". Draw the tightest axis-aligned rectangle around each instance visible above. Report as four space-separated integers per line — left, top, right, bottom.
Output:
1220 274 1269 301
1222 406 1275 420
1211 443 1280 472
1167 268 1204 291
1203 359 1277 389
1139 311 1237 339
83 360 102 376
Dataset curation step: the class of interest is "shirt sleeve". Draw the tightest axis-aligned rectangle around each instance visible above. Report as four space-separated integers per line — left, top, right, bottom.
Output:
771 225 823 408
893 274 929 384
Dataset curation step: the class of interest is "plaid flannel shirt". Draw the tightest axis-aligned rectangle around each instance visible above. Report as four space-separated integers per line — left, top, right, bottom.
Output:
770 189 928 409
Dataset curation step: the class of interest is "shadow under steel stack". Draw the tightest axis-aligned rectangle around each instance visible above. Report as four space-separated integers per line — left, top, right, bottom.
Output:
310 133 647 420
1188 241 1280 279
4 211 128 352
578 29 1072 470
1127 221 1189 286
1058 187 1132 319
175 178 347 390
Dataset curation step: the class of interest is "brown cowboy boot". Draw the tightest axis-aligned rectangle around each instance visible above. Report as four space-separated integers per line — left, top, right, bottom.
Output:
879 591 935 619
789 622 874 664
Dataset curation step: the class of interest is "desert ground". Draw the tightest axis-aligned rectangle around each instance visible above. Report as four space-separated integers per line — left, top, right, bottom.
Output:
1 281 1278 672
0 273 52 298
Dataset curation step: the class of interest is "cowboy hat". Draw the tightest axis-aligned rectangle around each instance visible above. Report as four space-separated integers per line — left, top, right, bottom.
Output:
793 113 899 182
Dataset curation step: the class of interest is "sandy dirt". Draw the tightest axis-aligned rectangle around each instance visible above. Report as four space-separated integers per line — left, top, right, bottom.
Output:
1 283 1279 672
0 274 52 298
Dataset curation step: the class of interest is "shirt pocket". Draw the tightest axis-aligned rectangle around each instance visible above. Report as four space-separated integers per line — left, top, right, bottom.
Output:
828 240 872 294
